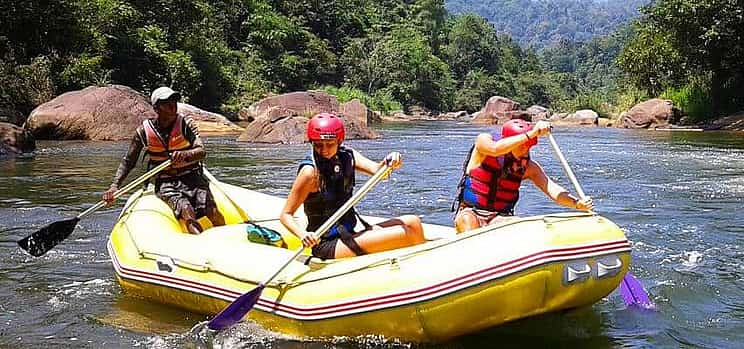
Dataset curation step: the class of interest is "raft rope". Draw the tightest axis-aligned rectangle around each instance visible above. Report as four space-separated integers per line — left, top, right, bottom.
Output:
116 196 600 288
271 212 600 287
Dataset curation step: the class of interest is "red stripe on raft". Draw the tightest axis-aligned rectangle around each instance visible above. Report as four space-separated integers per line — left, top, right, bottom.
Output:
110 239 630 319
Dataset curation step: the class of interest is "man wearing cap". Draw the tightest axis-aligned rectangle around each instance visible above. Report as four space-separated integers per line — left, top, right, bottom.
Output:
103 87 224 234
452 119 593 233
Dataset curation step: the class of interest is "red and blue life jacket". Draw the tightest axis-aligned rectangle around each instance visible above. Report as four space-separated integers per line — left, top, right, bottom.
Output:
454 145 529 215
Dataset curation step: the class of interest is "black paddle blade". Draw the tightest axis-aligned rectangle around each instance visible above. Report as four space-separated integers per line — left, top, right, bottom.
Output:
17 217 80 257
207 283 265 331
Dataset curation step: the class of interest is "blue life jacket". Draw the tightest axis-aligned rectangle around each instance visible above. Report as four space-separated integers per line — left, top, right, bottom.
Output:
298 146 358 239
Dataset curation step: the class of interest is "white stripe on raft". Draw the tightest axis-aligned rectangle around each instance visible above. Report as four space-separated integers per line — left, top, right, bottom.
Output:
109 239 631 320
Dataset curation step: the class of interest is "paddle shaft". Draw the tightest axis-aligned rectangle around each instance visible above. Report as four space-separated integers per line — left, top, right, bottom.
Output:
202 167 250 222
547 132 654 308
547 133 586 200
77 160 172 220
262 163 393 285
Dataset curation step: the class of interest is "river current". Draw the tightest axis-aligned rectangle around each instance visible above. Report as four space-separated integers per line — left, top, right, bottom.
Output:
1 122 743 348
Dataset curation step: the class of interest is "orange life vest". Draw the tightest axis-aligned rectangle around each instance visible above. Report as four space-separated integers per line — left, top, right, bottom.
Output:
142 115 193 167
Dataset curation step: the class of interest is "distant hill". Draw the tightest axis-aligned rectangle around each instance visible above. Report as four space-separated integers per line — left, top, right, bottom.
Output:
446 0 650 48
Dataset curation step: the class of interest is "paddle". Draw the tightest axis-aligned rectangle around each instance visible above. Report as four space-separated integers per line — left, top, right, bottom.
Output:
17 160 173 257
207 161 394 331
202 167 250 222
546 133 654 309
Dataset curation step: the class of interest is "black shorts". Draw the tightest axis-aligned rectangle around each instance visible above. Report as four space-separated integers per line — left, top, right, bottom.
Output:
155 170 216 219
311 224 367 259
311 238 341 260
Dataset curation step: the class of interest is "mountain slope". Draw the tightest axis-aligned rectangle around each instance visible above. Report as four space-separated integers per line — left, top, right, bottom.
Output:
446 0 649 48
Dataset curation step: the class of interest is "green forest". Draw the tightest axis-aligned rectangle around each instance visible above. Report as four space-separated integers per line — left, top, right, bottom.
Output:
446 0 650 49
1 0 742 125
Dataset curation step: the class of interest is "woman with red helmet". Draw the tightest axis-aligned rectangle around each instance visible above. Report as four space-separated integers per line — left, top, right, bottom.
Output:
280 113 425 259
452 119 594 233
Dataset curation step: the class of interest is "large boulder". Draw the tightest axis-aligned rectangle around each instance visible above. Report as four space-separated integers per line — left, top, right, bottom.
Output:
24 85 242 140
237 91 378 143
471 96 521 124
526 105 550 122
619 99 683 129
339 99 370 126
25 85 154 140
554 109 599 127
237 108 376 144
1 122 35 158
177 103 244 134
239 91 338 122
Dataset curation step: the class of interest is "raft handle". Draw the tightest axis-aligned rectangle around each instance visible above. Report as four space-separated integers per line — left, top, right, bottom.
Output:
595 256 623 279
563 261 591 285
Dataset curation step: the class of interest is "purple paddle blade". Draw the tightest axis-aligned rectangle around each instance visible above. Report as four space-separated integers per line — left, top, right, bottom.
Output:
207 283 265 330
619 272 655 310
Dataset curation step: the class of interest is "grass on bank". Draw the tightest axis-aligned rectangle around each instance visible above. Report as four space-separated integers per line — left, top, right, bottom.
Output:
318 86 402 115
659 79 712 123
554 86 648 120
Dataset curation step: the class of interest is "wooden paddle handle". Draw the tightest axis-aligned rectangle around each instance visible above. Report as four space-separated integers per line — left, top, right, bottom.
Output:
77 160 173 219
202 167 250 222
263 162 394 285
547 133 586 199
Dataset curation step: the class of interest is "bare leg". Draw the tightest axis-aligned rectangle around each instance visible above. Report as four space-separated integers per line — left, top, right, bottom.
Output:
454 210 480 234
334 215 425 258
181 205 203 235
206 206 225 227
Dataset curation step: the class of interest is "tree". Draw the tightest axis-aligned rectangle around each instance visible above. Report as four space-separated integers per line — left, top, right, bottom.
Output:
618 0 744 115
443 14 501 79
346 25 454 111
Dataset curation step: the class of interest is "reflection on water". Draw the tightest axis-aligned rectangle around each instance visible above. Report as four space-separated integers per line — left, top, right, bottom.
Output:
1 124 743 348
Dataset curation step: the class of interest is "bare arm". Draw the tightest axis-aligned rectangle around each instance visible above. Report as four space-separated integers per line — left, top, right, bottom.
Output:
103 131 144 203
110 132 144 188
352 148 402 176
280 166 317 242
474 132 534 158
525 159 581 209
351 148 382 176
172 118 205 167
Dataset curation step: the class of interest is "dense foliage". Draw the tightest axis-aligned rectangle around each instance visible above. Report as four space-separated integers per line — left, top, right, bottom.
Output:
1 0 740 124
618 0 744 120
0 0 581 123
446 0 649 49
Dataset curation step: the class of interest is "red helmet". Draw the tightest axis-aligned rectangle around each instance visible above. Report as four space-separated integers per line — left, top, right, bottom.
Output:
307 113 345 142
501 119 537 147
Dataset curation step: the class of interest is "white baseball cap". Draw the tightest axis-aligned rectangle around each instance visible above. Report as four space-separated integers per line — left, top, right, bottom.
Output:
150 86 181 105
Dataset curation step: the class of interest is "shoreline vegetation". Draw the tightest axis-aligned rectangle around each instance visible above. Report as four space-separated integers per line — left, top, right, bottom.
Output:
1 1 743 145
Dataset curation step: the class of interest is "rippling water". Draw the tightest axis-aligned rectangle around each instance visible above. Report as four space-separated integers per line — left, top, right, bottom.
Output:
1 123 743 348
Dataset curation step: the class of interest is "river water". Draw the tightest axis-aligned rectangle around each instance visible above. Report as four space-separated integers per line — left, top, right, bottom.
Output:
1 122 743 348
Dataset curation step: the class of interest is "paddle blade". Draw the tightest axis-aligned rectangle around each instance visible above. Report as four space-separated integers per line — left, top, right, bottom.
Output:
17 217 80 257
619 272 655 310
207 283 265 331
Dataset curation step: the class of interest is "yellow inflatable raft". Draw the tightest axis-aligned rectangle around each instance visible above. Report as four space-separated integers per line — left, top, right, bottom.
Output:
108 177 631 342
